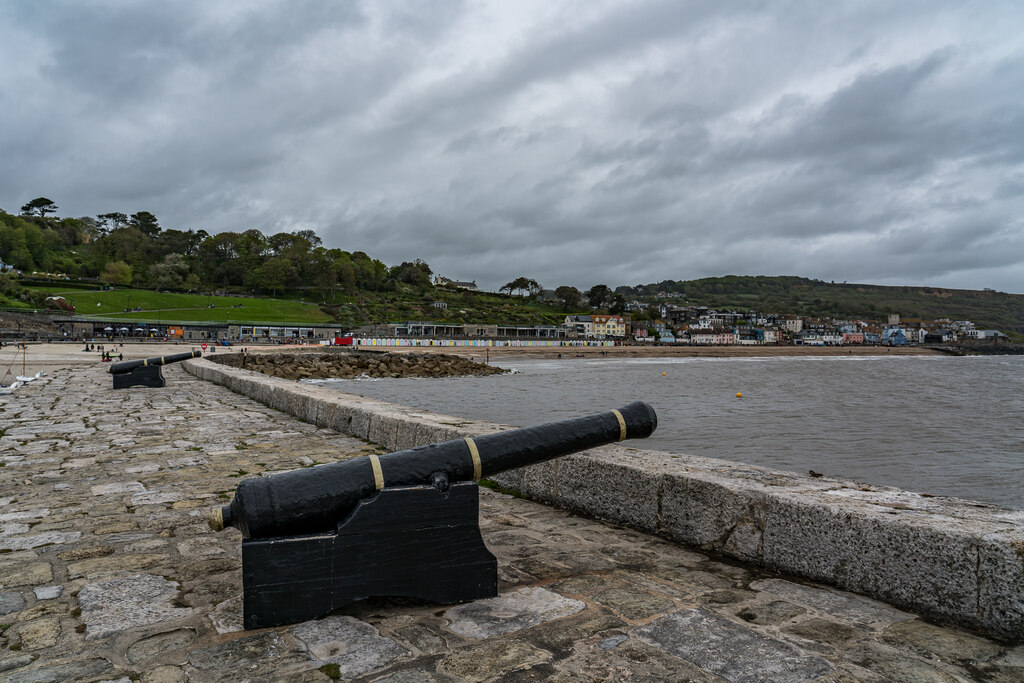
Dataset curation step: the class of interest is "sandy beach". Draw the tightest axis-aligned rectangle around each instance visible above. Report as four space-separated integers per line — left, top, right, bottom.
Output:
1 339 940 379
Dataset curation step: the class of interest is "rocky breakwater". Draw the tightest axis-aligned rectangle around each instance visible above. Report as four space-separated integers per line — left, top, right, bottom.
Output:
938 341 1024 356
211 350 508 380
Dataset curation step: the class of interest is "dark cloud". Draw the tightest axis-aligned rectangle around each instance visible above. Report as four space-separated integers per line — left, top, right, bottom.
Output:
1 0 1022 293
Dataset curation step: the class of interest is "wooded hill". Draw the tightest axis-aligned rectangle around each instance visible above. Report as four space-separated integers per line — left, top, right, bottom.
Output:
0 203 570 327
3 201 1020 336
618 276 1024 337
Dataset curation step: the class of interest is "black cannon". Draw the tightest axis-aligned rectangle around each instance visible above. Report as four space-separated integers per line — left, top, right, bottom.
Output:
108 350 202 389
210 401 658 628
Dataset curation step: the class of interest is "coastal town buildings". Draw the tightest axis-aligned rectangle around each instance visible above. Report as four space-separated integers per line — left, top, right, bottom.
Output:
590 314 626 338
564 314 594 337
40 291 1005 349
433 275 478 291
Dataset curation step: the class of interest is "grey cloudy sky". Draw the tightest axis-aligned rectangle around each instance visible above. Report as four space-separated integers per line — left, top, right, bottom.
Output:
2 1 1022 293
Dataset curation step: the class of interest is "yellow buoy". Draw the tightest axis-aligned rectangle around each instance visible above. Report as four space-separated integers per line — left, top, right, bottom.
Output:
736 392 743 398
662 372 667 376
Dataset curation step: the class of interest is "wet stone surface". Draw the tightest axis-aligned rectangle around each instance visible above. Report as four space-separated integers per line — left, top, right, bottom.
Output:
0 363 1020 681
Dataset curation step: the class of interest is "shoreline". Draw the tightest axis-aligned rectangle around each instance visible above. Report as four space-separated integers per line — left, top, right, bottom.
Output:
393 343 941 361
1 340 942 376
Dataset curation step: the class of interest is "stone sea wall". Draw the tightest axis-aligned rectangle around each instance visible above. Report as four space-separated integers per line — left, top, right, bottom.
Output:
183 357 1024 643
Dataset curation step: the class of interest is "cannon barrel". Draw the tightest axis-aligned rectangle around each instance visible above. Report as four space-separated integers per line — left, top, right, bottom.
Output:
210 401 657 539
108 350 202 374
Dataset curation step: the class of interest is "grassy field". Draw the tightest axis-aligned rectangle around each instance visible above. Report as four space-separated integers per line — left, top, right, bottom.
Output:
28 284 571 327
31 287 333 324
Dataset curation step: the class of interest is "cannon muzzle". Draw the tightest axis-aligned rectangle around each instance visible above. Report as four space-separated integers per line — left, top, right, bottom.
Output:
108 350 202 374
211 401 657 539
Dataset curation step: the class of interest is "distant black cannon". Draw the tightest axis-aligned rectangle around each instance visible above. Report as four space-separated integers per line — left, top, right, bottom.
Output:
108 350 202 389
210 401 658 628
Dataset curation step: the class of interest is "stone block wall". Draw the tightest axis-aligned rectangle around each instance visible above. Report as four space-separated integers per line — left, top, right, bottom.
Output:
183 358 1024 643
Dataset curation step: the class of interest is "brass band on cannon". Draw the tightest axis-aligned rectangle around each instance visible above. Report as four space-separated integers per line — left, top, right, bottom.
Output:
209 401 659 629
108 350 202 389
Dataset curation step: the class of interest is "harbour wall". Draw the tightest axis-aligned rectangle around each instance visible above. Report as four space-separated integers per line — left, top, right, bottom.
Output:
183 357 1024 643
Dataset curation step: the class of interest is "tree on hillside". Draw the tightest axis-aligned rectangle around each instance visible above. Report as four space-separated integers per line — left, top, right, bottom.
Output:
148 254 190 291
97 212 129 233
20 197 58 218
350 251 390 291
501 276 542 297
255 257 291 297
331 257 356 295
555 285 582 311
586 284 614 309
390 259 433 289
100 260 133 286
129 211 161 237
100 224 157 268
292 229 322 247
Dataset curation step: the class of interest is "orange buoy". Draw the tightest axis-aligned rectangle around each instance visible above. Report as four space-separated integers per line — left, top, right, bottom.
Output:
736 392 743 398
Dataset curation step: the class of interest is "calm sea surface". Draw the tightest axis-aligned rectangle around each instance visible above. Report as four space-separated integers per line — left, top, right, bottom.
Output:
314 355 1024 509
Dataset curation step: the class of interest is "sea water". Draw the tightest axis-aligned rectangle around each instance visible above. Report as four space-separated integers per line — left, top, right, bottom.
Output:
315 354 1024 509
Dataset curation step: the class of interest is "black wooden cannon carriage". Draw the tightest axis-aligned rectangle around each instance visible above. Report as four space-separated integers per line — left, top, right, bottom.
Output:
209 401 658 628
108 350 202 389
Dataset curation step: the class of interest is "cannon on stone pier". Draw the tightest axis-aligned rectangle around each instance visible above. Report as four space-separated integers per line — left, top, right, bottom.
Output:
108 350 202 389
209 401 658 629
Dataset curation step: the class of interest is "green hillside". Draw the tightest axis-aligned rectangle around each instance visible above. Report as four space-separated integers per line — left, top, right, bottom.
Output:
29 286 331 324
618 276 1024 337
0 205 570 327
4 202 1021 337
23 283 570 328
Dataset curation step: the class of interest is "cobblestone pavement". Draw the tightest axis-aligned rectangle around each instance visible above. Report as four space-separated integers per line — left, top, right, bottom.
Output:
0 367 1021 682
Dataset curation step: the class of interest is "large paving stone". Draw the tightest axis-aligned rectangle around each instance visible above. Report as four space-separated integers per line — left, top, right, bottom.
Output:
0 590 26 615
186 630 313 680
127 628 198 664
634 608 834 683
6 657 113 683
91 482 145 495
735 600 806 625
140 665 186 683
0 509 50 522
882 619 1005 664
845 641 970 682
0 655 35 674
290 616 408 677
0 531 81 551
78 574 193 640
445 586 585 639
33 586 62 600
67 553 168 579
15 616 60 650
749 579 914 627
393 624 450 655
0 560 52 588
784 617 865 645
520 613 626 656
590 586 677 620
208 596 243 635
439 640 553 682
